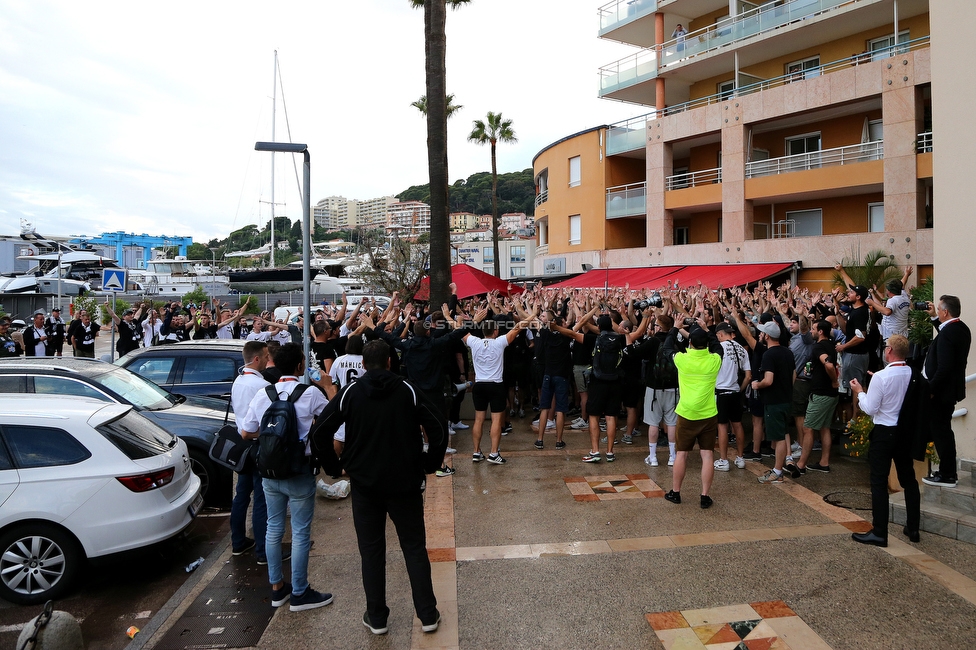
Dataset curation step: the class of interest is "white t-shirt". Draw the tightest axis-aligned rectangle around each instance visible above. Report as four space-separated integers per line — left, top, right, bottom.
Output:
142 319 162 347
328 353 365 443
241 377 328 448
882 292 910 339
246 331 273 342
217 323 235 339
231 369 269 433
465 334 509 384
716 339 751 391
272 329 292 345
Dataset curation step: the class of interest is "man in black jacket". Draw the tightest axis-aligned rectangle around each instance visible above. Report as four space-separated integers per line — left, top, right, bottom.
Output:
311 340 447 636
922 294 971 488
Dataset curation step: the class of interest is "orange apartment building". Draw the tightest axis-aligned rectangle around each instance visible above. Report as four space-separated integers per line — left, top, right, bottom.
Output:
534 0 933 288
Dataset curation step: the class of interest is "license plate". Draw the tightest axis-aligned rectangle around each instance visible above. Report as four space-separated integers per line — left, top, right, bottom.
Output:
189 492 204 518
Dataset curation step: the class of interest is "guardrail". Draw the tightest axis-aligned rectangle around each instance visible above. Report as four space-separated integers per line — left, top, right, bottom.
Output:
952 373 976 419
598 0 657 33
535 189 549 207
917 131 933 153
666 167 722 190
745 140 883 178
606 182 647 218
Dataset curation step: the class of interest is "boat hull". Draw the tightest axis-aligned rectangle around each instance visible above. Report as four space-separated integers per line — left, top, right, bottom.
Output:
229 268 319 294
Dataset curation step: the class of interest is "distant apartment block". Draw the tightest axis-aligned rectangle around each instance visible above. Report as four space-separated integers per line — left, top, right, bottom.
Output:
314 196 358 230
454 237 536 280
357 196 400 230
477 214 493 230
451 212 479 232
387 200 432 236
500 212 529 231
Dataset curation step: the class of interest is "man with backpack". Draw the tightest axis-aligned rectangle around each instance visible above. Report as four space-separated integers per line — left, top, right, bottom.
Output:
240 342 332 612
642 314 682 467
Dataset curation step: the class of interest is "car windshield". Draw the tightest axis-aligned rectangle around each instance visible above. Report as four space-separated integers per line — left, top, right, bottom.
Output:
88 365 175 411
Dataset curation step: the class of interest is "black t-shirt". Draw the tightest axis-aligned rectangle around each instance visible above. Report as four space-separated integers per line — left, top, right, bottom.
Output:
758 345 795 405
538 328 572 378
844 305 870 355
75 322 99 353
571 331 598 366
809 339 837 396
192 324 219 340
117 319 141 354
311 341 335 371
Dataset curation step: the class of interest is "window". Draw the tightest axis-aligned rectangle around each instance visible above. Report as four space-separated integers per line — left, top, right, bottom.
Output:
674 226 689 245
868 203 885 232
785 56 820 81
868 120 883 142
778 209 823 238
0 375 27 393
2 425 91 468
569 215 581 245
718 80 735 100
671 166 690 190
510 267 526 278
97 411 176 460
34 376 109 401
483 267 494 275
183 357 237 385
717 218 723 243
869 30 910 61
483 247 494 264
785 133 821 171
510 246 526 263
126 357 176 385
569 156 581 187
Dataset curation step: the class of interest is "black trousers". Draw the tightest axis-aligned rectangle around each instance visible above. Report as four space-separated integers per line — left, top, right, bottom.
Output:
869 424 920 536
930 398 957 479
351 483 437 625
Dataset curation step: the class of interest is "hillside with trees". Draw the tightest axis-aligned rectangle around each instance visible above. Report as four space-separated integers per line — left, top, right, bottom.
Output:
398 168 536 217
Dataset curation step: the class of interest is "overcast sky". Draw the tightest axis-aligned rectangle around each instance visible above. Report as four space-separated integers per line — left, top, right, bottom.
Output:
0 0 642 244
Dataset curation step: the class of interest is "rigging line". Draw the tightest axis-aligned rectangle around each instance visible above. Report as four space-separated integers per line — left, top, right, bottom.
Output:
231 101 270 236
276 55 305 226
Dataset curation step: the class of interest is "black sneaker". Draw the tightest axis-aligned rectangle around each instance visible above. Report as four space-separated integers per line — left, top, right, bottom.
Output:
700 495 713 509
421 611 441 633
534 439 544 450
289 586 333 612
743 451 763 461
555 440 566 450
501 423 513 435
760 447 775 458
271 582 292 608
807 462 831 473
363 611 388 635
922 473 957 488
257 545 291 566
435 465 455 477
785 462 801 479
487 453 506 465
472 451 485 462
605 452 616 462
232 537 255 556
664 490 681 504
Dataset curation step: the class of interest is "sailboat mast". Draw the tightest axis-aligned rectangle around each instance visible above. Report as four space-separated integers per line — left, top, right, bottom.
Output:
270 50 277 269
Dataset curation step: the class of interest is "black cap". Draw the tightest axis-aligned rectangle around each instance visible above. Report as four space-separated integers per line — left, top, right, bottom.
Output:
52 307 61 312
123 308 135 316
848 284 869 300
715 322 734 334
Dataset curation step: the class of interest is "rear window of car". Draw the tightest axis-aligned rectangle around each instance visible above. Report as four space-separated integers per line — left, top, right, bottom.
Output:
1 425 92 468
183 356 237 384
34 376 109 401
0 375 27 393
96 412 178 459
126 356 177 385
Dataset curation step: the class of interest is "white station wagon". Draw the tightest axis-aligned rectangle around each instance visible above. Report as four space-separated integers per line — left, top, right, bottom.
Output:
0 396 202 604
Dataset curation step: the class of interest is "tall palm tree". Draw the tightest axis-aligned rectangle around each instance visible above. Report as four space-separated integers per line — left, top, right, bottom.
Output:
411 93 464 118
469 111 517 277
410 0 470 307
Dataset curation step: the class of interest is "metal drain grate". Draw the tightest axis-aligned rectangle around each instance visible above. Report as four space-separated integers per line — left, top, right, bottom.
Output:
153 556 275 649
823 490 873 511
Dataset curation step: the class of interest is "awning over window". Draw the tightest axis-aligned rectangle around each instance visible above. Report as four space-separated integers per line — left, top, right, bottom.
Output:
414 264 526 301
544 262 796 290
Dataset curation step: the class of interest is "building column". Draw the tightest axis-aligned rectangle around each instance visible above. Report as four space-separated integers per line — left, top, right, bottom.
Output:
655 13 666 111
720 118 753 244
882 56 920 232
646 121 672 249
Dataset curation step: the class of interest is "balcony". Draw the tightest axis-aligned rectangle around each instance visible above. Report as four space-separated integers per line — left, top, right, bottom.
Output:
599 49 658 98
607 114 654 155
606 182 647 219
917 131 933 153
746 141 883 178
535 189 549 207
598 0 658 46
666 167 721 191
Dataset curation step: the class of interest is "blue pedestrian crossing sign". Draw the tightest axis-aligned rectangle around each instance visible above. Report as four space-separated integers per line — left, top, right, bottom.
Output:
102 268 127 292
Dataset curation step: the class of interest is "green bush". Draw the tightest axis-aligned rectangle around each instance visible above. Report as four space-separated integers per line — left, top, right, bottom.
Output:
72 292 100 325
100 297 130 326
908 275 934 350
182 285 209 307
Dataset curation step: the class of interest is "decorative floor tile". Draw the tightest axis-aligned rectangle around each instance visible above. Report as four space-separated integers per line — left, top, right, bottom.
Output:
647 602 832 650
563 473 663 501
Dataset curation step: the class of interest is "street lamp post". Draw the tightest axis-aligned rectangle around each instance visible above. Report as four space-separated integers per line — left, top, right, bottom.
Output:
255 141 312 382
208 247 219 298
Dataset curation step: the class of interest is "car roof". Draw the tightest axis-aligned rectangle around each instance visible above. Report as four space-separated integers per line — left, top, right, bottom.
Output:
0 395 131 423
119 339 246 360
0 357 112 377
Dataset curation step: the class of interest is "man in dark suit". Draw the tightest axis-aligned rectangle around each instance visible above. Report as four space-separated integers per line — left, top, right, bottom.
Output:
922 294 971 488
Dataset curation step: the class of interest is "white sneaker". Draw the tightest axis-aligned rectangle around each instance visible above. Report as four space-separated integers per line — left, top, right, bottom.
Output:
714 458 730 472
645 454 659 467
445 447 457 454
570 417 588 429
448 427 455 436
452 421 469 430
546 419 555 430
790 441 801 454
785 455 795 464
734 456 746 469
667 456 676 467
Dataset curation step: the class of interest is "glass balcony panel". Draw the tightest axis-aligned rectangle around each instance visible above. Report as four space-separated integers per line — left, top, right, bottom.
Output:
606 182 647 219
607 114 652 155
599 0 658 33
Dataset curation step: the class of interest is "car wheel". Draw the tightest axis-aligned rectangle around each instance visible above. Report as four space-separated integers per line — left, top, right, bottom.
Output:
0 523 83 605
187 448 214 502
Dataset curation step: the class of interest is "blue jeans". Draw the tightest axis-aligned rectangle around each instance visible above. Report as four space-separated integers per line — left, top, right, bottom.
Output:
230 468 266 560
263 471 316 594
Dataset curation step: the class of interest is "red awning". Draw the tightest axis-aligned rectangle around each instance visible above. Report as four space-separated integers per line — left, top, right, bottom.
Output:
545 262 795 291
414 264 526 301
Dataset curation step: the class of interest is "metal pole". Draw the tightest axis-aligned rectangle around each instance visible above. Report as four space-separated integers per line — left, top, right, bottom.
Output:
302 149 312 384
110 293 116 361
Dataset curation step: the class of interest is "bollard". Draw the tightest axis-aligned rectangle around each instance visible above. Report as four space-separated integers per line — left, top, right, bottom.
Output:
16 609 83 650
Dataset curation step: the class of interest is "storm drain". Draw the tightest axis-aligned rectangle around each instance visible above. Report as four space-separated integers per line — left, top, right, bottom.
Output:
823 490 873 511
154 556 274 649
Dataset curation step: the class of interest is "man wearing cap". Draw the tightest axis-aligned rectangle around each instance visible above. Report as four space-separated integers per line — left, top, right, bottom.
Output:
834 275 871 419
751 320 796 484
71 310 100 358
105 301 143 358
0 317 23 357
871 266 913 341
713 322 751 471
46 307 67 357
24 310 52 357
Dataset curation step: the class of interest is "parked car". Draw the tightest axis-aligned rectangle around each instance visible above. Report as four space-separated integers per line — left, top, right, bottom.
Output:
0 358 232 507
116 339 247 400
0 396 203 604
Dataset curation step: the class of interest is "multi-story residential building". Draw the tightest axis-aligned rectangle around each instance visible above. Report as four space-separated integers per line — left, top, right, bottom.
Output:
451 212 480 232
387 200 431 237
477 214 493 230
500 212 530 231
313 196 358 231
358 196 400 230
454 237 536 280
534 0 933 288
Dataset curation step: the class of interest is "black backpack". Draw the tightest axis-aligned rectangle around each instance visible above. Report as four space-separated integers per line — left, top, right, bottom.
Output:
591 331 624 381
256 383 311 479
651 342 679 389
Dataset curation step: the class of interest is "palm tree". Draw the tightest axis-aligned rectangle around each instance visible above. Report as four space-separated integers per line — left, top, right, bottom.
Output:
411 93 463 118
469 111 517 277
410 0 470 307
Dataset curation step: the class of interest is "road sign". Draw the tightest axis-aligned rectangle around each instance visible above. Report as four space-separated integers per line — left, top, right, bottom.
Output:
102 268 127 292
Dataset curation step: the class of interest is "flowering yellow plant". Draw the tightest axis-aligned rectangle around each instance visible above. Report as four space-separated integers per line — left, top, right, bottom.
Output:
843 414 874 458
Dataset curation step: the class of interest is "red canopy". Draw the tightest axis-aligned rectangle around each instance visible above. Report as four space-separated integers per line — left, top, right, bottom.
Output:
414 264 526 301
545 262 795 290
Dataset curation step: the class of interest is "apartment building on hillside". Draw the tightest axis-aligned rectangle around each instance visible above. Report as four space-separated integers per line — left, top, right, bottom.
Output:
534 0 933 288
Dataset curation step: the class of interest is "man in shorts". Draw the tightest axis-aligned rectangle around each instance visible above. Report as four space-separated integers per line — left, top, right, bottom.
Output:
796 320 838 473
713 322 751 471
643 314 681 467
665 329 721 508
751 321 796 484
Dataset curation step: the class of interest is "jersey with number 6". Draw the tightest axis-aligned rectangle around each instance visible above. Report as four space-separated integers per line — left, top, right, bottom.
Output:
329 353 365 443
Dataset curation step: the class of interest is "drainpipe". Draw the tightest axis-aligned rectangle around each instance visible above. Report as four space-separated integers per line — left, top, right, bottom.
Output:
655 12 666 112
893 0 899 46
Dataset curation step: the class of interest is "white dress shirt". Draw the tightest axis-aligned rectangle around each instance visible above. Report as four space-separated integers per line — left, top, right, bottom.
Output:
856 361 912 426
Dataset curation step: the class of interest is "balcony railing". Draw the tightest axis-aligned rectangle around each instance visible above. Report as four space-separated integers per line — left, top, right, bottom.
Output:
536 244 548 256
607 114 654 155
666 167 722 191
917 131 933 153
599 48 657 96
598 0 658 34
660 36 929 116
606 182 646 219
535 189 549 207
746 141 883 178
658 0 858 68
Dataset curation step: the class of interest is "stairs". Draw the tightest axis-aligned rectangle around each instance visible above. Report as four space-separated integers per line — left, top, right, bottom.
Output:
891 459 976 544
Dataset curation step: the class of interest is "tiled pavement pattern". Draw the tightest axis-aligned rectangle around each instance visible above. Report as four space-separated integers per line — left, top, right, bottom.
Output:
564 473 665 501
